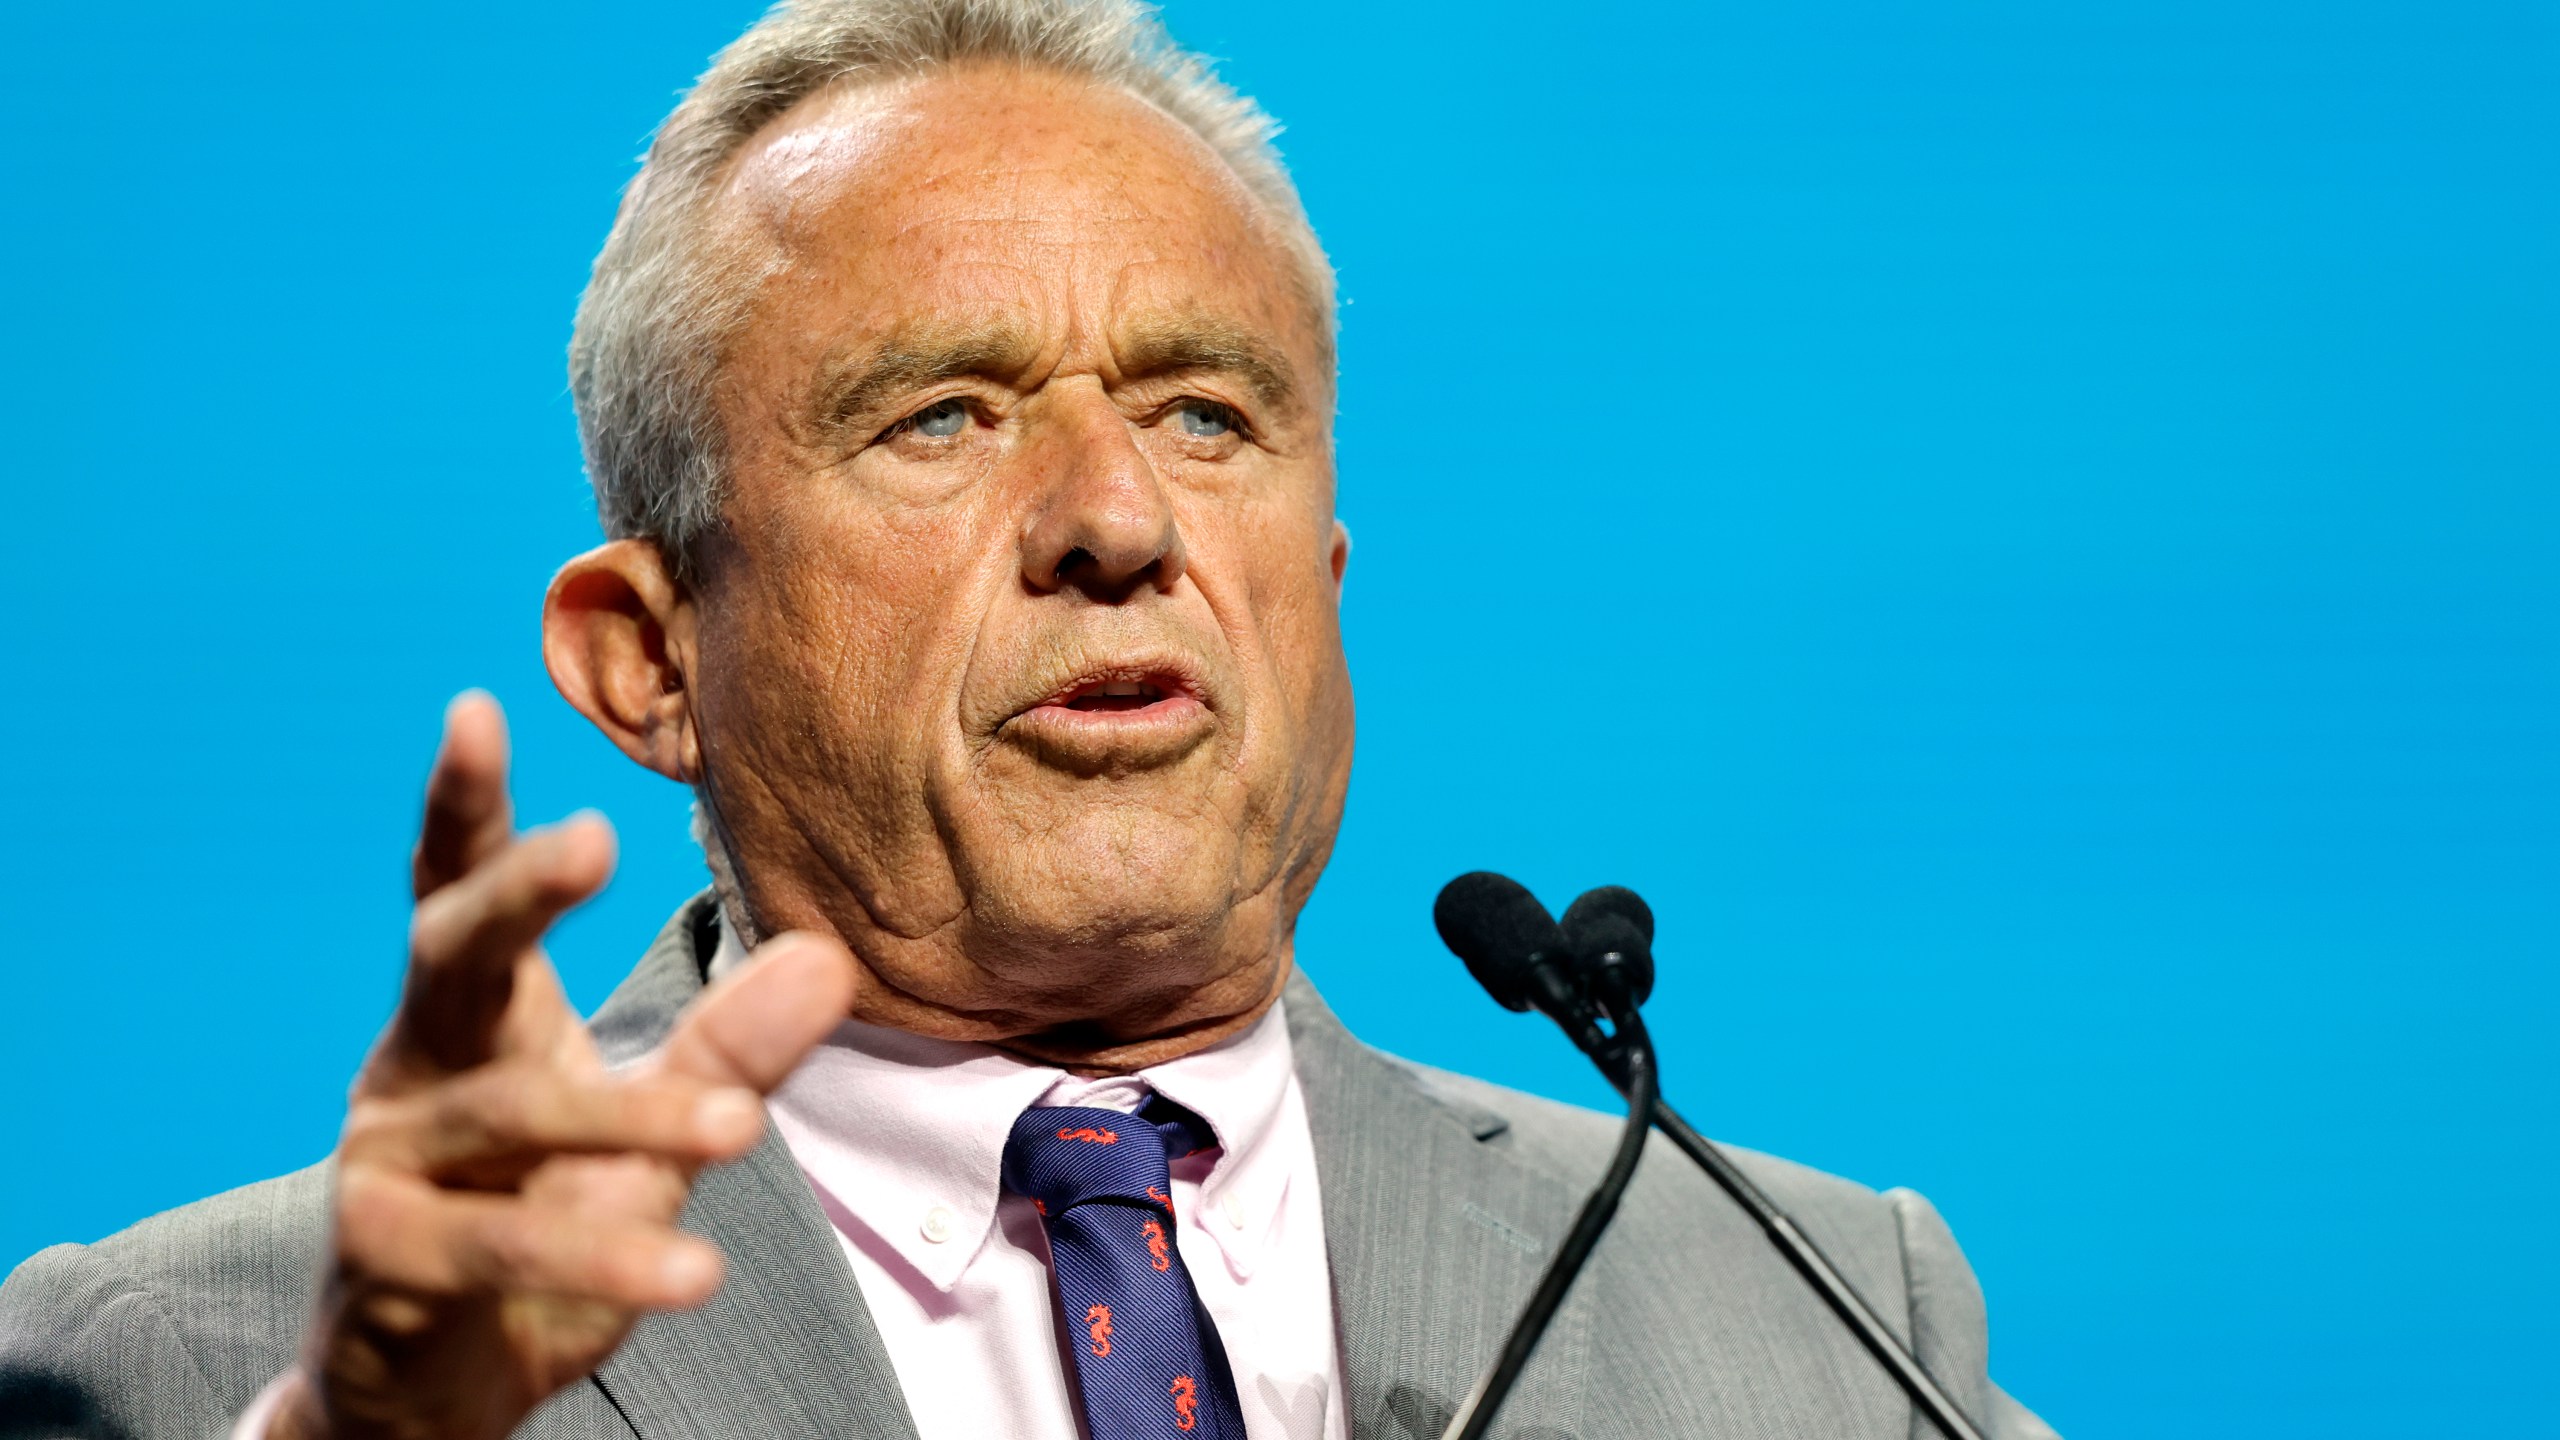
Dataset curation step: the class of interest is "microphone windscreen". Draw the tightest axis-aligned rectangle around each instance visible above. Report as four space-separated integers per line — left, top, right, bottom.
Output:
1561 885 1654 946
1568 912 1656 1006
1433 871 1565 1013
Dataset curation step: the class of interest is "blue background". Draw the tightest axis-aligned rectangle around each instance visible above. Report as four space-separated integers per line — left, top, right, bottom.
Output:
3 2 2552 1434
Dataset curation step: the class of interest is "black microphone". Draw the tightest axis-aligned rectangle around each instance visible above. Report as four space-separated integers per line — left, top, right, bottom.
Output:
1559 885 1654 1018
1430 873 1658 1440
1433 871 1608 1055
1546 882 1992 1440
1561 882 1653 944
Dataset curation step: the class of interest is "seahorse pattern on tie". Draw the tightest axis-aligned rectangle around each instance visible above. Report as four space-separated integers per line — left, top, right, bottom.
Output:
1003 1100 1250 1440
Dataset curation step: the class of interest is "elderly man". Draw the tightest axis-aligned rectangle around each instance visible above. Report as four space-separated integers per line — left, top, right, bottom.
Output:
0 2 2054 1438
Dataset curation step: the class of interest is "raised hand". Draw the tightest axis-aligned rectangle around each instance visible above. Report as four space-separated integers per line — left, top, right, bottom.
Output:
267 693 855 1440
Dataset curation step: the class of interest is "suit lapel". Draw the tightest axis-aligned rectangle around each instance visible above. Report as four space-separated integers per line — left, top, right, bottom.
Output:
1286 975 1596 1440
583 897 922 1440
572 902 1597 1440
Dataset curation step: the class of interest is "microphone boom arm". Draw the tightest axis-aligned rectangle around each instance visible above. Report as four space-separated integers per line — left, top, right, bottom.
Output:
1438 1020 1661 1440
1433 871 1990 1440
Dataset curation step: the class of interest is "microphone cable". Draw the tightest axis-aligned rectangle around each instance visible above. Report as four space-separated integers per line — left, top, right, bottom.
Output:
1631 1099 1986 1440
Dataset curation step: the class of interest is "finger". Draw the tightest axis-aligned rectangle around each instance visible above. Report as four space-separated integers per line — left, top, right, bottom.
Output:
652 932 858 1094
412 691 515 901
336 1164 722 1309
392 816 616 1076
346 1066 765 1179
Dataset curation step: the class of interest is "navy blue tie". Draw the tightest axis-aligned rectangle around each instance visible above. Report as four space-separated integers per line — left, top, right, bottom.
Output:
1003 1101 1249 1440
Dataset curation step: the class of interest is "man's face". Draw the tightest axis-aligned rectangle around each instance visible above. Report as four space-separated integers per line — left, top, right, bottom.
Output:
684 66 1352 1052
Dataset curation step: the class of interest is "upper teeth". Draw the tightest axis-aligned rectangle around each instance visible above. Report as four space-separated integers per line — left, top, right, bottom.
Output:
1101 681 1146 697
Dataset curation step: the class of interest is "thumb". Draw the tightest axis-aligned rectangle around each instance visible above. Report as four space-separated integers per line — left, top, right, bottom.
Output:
650 931 858 1094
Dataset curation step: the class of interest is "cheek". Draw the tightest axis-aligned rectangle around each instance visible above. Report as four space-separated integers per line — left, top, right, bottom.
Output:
1238 495 1341 638
712 487 1002 764
1210 496 1348 729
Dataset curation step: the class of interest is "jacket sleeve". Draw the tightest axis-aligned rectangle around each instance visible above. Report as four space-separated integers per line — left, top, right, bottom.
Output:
1886 1188 2061 1440
0 1242 226 1440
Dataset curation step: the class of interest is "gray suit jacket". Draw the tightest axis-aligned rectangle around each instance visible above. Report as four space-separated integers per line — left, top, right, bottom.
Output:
0 895 2055 1439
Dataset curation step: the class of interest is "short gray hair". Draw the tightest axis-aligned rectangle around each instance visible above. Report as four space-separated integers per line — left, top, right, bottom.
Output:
568 0 1334 574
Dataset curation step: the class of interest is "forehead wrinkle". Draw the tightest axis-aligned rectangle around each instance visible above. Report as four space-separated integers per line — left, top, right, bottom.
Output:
1112 312 1302 412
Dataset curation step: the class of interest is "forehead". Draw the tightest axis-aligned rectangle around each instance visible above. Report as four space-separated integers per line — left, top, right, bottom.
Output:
710 65 1310 348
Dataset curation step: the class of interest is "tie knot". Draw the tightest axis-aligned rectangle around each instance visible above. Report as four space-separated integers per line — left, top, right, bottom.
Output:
1002 1102 1212 1215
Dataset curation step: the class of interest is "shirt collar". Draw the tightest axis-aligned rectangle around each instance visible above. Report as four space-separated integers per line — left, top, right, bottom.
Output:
718 915 1301 1291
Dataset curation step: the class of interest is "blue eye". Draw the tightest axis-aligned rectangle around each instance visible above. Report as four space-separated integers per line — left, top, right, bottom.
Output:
909 399 968 438
1175 401 1234 438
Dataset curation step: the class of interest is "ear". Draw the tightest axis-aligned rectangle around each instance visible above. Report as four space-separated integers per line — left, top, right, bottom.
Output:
543 539 702 783
1329 519 1352 591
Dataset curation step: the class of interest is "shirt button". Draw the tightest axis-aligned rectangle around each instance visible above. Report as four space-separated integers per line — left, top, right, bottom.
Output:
1219 1194 1245 1229
920 1205 955 1244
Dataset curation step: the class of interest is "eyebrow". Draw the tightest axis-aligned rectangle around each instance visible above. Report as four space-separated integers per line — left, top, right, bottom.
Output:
805 313 1306 437
810 322 1039 432
1115 315 1303 413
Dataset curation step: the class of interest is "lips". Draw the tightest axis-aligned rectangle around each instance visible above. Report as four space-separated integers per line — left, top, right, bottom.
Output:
1045 673 1188 714
998 660 1217 773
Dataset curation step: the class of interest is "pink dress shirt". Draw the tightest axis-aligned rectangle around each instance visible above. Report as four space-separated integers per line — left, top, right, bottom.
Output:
717 919 1352 1440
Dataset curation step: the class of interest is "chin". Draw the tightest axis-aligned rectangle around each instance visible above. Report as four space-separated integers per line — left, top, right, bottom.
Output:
959 823 1265 984
979 866 1243 958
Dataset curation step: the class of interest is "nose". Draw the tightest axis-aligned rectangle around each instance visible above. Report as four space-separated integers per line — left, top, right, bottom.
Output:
1018 394 1188 599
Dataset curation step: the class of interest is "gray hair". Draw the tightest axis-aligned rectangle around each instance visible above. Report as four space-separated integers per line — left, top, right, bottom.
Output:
568 0 1334 575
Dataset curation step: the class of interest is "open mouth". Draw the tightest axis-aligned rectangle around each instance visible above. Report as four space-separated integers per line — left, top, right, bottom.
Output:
1058 677 1173 713
1017 665 1209 727
1004 663 1214 770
